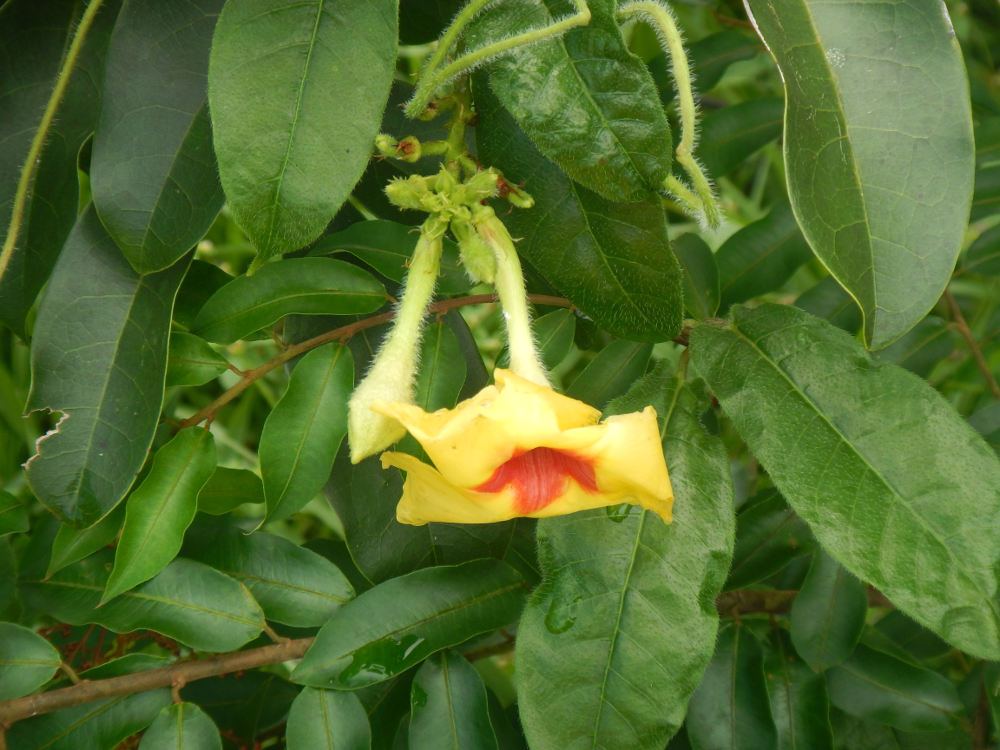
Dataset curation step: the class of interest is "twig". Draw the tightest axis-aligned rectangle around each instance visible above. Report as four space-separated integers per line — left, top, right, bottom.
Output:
945 288 1000 400
0 637 313 728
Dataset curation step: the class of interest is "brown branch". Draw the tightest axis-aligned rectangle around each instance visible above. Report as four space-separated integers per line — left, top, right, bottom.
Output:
945 288 1000 400
0 637 313 728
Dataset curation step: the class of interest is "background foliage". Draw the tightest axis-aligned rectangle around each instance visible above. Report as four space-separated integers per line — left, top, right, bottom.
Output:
1 0 1000 748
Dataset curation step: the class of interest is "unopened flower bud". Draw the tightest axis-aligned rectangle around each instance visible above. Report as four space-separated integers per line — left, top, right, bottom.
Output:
385 175 429 211
451 216 496 283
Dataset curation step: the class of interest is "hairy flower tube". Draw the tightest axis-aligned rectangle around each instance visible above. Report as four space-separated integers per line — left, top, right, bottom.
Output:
373 369 673 526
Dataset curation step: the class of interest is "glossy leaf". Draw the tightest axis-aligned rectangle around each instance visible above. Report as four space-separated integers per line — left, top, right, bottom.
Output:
745 0 975 348
209 0 398 265
47 506 125 577
181 671 299 746
687 624 778 750
469 0 672 201
826 644 962 731
197 467 265 515
25 207 188 527
0 0 120 337
764 628 834 750
293 560 526 689
184 521 354 627
313 219 468 295
874 611 952 663
104 427 217 602
0 621 61 700
259 342 352 523
166 332 230 387
517 368 735 750
717 202 812 311
725 489 815 591
413 321 465 415
474 76 684 343
691 303 1000 659
91 0 224 272
673 233 720 319
410 651 498 750
192 258 385 344
173 259 232 331
138 702 222 750
0 490 28 536
699 98 784 178
286 687 371 750
565 340 653 409
22 551 265 652
790 550 867 672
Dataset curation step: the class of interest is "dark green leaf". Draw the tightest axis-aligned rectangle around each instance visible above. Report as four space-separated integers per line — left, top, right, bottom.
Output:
687 624 778 750
691 303 1000 659
197 467 265 515
968 401 1000 450
962 223 1000 275
830 708 901 750
260 342 353 523
192 258 385 344
699 98 784 178
717 202 812 311
22 552 265 651
872 316 954 379
790 550 867 672
565 340 652 409
46 506 125 578
497 308 577 372
104 427 217 602
413 322 465 414
286 687 371 750
0 0 120 337
184 521 354 627
725 489 815 591
474 75 684 343
313 220 469 295
173 259 232 331
399 0 466 44
516 369 735 750
971 164 1000 223
209 0 398 265
874 611 952 663
25 208 188 526
764 628 834 750
795 275 862 334
138 702 222 750
166 332 230 387
92 0 224 272
293 560 526 689
673 233 720 319
469 0 671 201
180 671 299 746
649 30 760 101
410 650 498 750
826 644 962 731
0 621 61 700
745 0 974 348
0 490 28 536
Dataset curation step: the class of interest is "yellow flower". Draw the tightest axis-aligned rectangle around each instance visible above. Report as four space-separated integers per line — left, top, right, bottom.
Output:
373 369 673 526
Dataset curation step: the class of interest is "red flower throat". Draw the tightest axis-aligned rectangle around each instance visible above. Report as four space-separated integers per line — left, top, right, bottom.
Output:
474 447 598 513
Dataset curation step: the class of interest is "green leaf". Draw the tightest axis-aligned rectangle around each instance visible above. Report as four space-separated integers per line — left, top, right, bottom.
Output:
725 489 816 591
192 258 385 344
790 550 867 672
25 207 189 527
763 628 834 750
180 671 299 746
22 552 265 651
649 29 760 101
565 340 653 409
166 332 230 388
717 202 812 312
687 624 778 750
474 76 684 343
690 303 1000 659
0 0 120 338
0 621 61 700
259 342 353 523
699 98 784 178
874 611 952 663
410 651 498 750
745 0 975 348
184 521 354 627
469 0 671 201
795 275 862 334
962 223 1000 275
673 234 720 319
174 259 232 331
91 0 224 273
46 506 125 577
138 702 222 750
313 220 469 295
413 322 465 414
516 369 735 750
103 427 217 602
497 308 577 372
293 560 526 689
286 687 371 750
197 467 264 515
0 490 28 536
208 0 398 265
826 644 962 731
872 316 955 379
